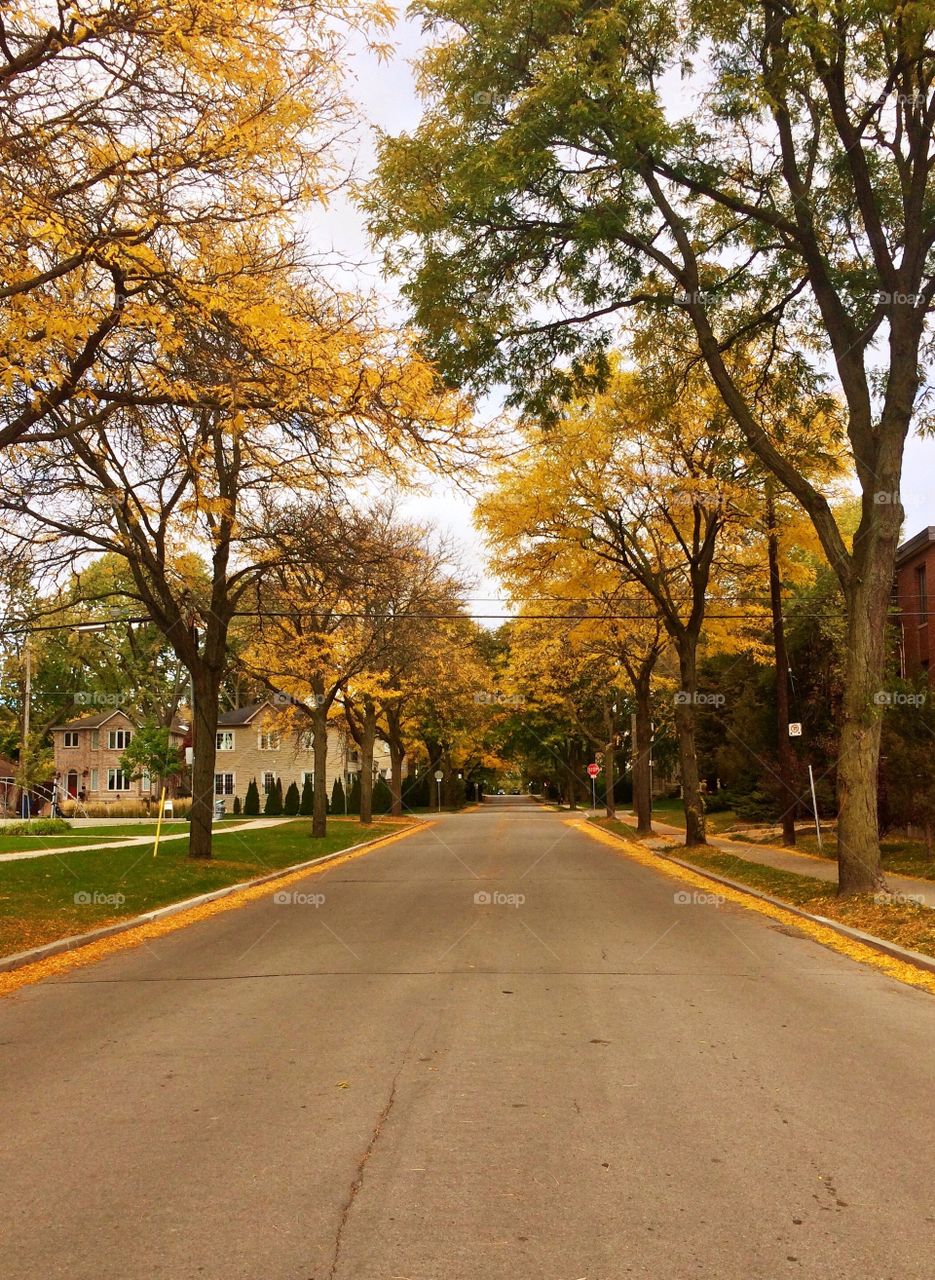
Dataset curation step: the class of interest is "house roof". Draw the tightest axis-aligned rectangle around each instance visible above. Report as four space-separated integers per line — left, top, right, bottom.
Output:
896 526 935 568
217 701 273 726
51 710 188 735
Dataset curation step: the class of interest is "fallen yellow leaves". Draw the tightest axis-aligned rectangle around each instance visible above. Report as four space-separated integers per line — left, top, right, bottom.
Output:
0 822 429 1001
573 819 935 998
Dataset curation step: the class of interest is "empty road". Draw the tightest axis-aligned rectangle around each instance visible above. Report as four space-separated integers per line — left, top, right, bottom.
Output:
2 804 934 1278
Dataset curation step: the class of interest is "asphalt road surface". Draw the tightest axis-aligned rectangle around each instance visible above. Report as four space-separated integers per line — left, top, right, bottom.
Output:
2 804 934 1279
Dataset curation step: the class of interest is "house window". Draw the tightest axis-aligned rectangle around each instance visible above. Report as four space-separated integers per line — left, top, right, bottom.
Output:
300 731 314 750
90 730 100 750
214 773 235 796
263 771 275 793
63 731 79 748
302 771 314 788
107 768 131 791
917 563 928 625
108 729 131 750
141 771 152 792
258 731 281 751
216 731 234 751
348 749 360 764
90 769 98 791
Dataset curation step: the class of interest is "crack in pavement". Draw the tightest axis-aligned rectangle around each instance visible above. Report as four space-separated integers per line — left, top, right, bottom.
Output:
326 1021 422 1280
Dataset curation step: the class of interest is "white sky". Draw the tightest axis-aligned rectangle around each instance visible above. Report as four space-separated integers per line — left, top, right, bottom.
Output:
310 12 935 626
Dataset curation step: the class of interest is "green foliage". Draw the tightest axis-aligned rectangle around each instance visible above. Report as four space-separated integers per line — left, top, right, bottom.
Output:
264 777 283 816
346 773 361 814
232 794 242 816
371 774 392 814
119 721 185 787
244 778 260 816
300 776 314 816
1 817 71 836
283 781 301 816
330 776 345 814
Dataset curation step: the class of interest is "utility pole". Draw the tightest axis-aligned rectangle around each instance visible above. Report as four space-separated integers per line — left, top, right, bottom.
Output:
22 641 31 820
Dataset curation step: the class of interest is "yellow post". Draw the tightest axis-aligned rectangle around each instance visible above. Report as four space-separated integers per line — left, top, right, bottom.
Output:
153 786 167 857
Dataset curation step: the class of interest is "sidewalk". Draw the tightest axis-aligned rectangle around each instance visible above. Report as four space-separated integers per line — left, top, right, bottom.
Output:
617 812 935 908
0 817 294 864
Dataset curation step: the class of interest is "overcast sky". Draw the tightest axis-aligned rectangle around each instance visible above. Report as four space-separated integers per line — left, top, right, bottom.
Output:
313 12 935 625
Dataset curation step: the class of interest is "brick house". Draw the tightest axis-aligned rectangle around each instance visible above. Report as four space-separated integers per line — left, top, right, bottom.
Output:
213 701 390 809
895 526 935 677
50 710 188 804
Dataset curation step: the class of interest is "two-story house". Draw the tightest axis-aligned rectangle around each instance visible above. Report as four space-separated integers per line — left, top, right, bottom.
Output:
50 710 188 804
213 701 367 808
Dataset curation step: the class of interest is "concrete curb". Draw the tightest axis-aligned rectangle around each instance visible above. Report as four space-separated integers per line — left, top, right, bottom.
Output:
0 822 427 977
660 850 935 978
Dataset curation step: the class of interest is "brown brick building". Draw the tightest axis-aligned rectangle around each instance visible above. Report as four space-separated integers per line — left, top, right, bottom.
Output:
895 526 935 677
50 710 188 804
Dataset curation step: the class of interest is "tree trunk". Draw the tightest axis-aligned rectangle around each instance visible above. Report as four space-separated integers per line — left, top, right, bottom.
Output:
675 639 707 847
836 558 894 894
603 703 616 819
359 700 376 824
189 665 222 860
567 739 579 810
312 708 329 838
766 486 797 846
632 675 653 836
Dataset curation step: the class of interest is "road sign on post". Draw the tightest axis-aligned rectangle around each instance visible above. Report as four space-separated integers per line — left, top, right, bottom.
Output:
587 761 600 813
788 722 803 737
587 763 600 778
434 770 443 812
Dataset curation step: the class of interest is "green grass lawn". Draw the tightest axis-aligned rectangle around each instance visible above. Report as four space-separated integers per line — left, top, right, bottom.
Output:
623 797 741 835
0 817 404 958
592 816 935 961
725 827 935 882
0 822 192 855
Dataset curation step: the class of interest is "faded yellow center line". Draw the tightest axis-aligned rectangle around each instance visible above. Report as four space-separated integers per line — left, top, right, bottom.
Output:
0 822 431 1000
570 819 935 998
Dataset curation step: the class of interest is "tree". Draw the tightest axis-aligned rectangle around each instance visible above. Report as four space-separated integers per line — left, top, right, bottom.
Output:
283 781 301 816
244 778 261 817
372 775 392 815
371 0 935 890
299 776 314 817
264 777 283 816
119 722 185 811
346 772 362 816
0 0 393 450
330 776 346 815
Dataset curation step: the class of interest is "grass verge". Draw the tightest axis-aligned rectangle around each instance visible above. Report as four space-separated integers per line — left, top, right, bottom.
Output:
592 817 935 962
0 817 404 958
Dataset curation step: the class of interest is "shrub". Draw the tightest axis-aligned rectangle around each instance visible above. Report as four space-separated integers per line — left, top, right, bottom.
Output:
371 775 393 814
299 776 314 816
244 779 260 816
346 773 361 814
330 777 345 814
232 795 242 816
58 798 192 819
0 817 72 836
283 781 300 816
264 778 283 816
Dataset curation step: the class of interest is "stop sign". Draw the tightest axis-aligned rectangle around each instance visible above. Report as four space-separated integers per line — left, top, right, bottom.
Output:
587 763 600 778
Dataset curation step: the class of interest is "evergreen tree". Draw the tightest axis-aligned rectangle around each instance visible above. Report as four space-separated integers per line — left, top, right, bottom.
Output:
330 776 346 814
244 779 260 817
299 776 314 816
264 777 283 816
347 773 361 815
283 781 301 816
372 775 392 815
233 795 242 816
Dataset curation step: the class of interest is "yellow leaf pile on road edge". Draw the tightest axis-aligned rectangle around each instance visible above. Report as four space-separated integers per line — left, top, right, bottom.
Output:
572 819 935 997
0 822 429 1000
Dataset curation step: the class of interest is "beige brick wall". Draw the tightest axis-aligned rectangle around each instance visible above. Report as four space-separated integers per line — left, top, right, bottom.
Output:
213 709 360 806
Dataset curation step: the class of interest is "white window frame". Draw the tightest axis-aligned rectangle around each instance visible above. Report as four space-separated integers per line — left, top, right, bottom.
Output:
108 729 131 751
258 731 281 751
62 731 79 748
90 730 100 750
301 771 314 788
263 771 275 794
107 768 131 792
214 772 235 796
141 770 152 792
90 768 98 791
216 731 235 751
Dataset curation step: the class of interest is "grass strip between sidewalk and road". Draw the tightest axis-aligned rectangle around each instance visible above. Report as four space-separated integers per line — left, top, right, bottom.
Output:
578 817 935 998
0 818 415 965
